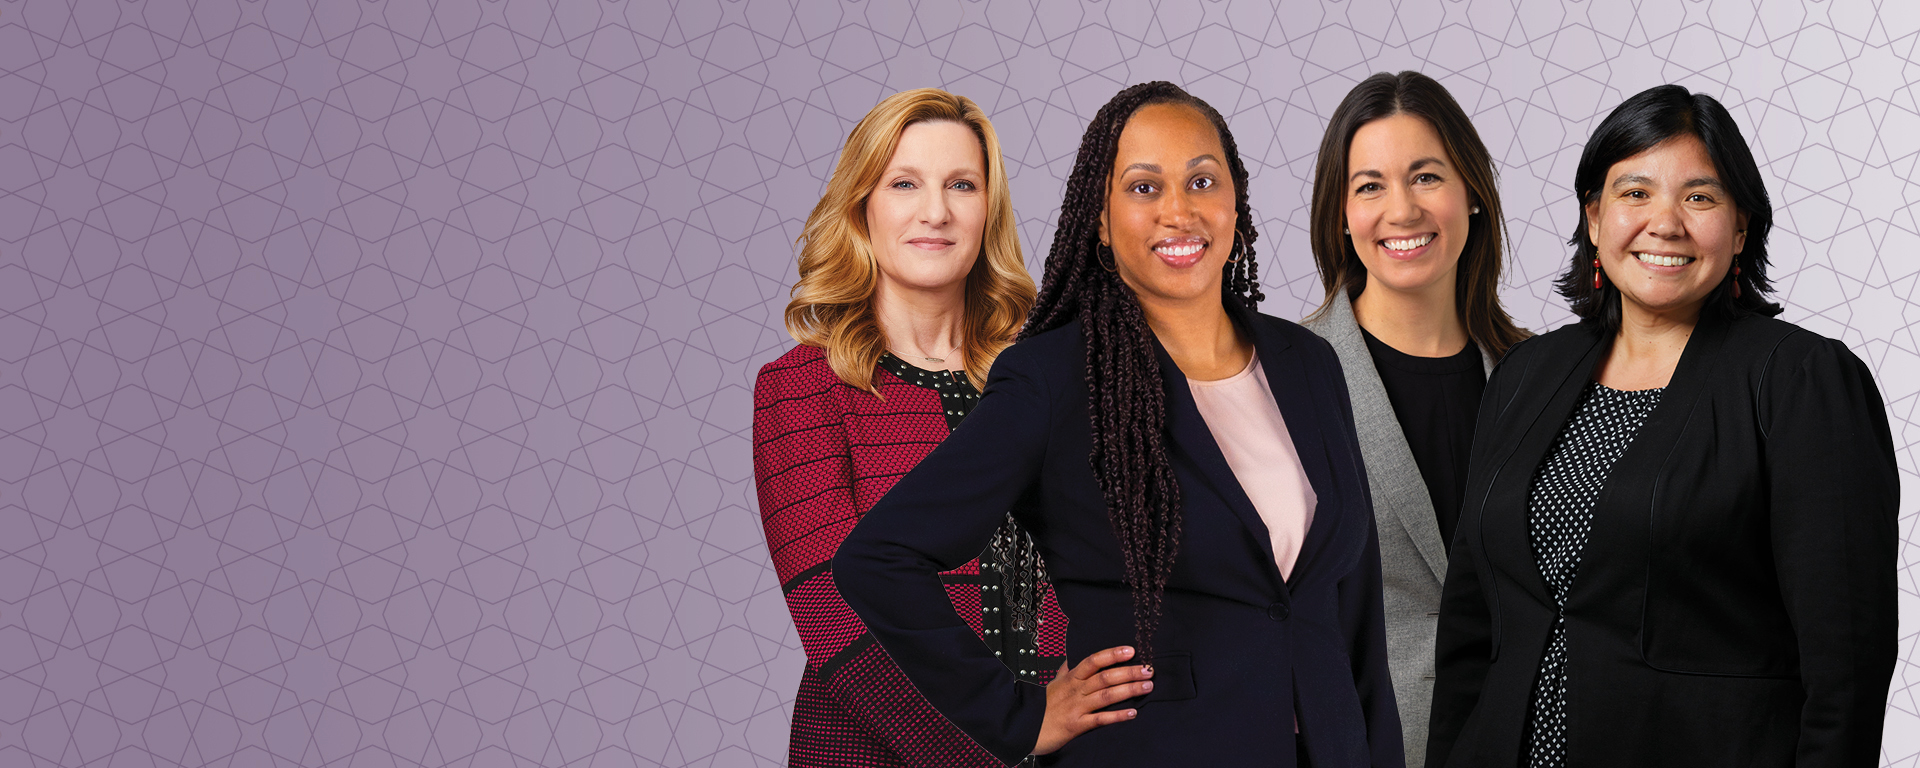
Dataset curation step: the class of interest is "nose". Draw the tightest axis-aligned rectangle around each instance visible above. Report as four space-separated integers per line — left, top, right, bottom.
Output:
1385 183 1421 226
1159 183 1199 229
919 186 951 227
1646 198 1685 239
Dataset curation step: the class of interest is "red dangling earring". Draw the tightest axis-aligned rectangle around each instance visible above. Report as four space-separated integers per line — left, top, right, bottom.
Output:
1592 257 1602 290
1732 263 1742 298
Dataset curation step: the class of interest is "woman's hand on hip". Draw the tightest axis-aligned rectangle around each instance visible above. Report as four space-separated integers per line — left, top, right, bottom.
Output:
1031 645 1154 756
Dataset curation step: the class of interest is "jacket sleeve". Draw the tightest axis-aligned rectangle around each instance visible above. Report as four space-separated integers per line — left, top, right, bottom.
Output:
1326 345 1407 767
833 346 1055 766
752 358 1002 767
1425 341 1521 768
1761 336 1899 767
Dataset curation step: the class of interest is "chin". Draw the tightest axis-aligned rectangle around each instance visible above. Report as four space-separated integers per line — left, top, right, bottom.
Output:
1367 263 1449 294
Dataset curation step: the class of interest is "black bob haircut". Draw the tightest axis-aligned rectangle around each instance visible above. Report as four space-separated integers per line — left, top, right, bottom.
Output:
1556 84 1783 331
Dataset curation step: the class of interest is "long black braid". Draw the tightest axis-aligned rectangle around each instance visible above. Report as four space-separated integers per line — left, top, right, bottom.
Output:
1021 82 1262 662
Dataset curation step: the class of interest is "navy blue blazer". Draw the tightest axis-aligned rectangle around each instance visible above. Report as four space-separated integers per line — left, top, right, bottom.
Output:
834 306 1404 767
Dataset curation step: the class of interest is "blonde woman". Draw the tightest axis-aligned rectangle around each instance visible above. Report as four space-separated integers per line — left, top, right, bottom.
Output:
752 88 1069 767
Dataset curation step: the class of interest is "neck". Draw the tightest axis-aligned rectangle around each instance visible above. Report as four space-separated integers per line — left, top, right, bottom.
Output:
1595 298 1701 389
1616 298 1701 353
872 277 968 370
1139 291 1249 382
1351 273 1469 357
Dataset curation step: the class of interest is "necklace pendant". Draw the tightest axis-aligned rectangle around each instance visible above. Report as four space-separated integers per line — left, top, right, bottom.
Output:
923 356 944 363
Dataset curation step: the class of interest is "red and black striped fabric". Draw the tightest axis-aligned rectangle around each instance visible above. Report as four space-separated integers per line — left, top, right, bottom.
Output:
754 344 1067 767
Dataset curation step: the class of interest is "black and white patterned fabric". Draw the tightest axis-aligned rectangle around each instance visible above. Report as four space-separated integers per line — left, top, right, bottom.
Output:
877 353 1047 687
1522 381 1664 768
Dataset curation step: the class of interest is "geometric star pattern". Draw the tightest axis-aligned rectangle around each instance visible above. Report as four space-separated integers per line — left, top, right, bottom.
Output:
0 0 1915 765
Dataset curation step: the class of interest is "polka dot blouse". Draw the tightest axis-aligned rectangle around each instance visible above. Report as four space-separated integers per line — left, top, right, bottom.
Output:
1522 381 1664 768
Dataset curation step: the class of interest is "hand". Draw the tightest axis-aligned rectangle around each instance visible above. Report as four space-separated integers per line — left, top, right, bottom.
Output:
1031 645 1155 756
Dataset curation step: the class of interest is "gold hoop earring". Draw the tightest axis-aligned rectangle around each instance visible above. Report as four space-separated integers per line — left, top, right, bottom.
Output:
1097 245 1117 272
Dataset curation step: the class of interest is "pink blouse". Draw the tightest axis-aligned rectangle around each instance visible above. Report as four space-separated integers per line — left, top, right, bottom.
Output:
1187 354 1317 579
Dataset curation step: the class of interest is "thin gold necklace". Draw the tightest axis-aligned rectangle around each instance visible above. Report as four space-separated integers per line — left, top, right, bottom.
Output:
895 341 960 365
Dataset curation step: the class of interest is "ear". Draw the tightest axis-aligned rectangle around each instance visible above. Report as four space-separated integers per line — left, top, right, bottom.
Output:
1584 197 1601 248
1732 209 1750 255
1099 208 1110 247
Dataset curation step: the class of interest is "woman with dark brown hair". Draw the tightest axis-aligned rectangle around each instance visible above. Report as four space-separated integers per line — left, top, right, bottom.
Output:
835 81 1402 767
1298 70 1529 767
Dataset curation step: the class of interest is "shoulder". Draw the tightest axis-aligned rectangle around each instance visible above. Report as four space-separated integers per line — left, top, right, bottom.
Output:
1508 321 1600 363
993 320 1086 380
1726 315 1870 385
1256 310 1336 348
755 344 842 407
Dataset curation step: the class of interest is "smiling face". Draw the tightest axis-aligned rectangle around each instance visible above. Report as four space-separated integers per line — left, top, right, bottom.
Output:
1586 133 1747 322
864 119 988 296
1343 113 1473 300
1099 102 1238 310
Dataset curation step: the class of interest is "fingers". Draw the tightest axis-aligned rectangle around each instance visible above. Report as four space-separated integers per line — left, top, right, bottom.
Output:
1088 678 1153 708
1084 707 1139 728
1071 645 1135 680
1093 663 1153 688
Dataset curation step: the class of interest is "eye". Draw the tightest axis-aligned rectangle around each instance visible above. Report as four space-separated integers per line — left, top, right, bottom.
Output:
951 180 977 191
1130 181 1157 195
1623 189 1648 199
1355 182 1382 194
1686 192 1713 203
1191 176 1214 191
892 180 917 190
1414 172 1442 184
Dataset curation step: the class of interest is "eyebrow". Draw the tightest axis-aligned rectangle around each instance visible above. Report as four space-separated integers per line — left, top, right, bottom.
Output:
1349 157 1446 183
1121 155 1222 176
1609 173 1726 191
886 165 982 179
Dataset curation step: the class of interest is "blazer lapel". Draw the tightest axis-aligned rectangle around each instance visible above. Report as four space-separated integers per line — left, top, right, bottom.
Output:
1154 336 1282 581
1306 292 1450 581
1476 328 1607 603
1243 308 1346 586
1575 313 1731 602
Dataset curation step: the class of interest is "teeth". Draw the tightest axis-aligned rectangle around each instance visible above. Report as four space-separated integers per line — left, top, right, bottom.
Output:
1156 242 1204 257
1634 252 1694 267
1383 234 1435 251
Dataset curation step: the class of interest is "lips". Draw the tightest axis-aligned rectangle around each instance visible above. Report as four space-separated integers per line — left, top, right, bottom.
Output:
907 237 955 251
1152 237 1209 268
1634 252 1694 267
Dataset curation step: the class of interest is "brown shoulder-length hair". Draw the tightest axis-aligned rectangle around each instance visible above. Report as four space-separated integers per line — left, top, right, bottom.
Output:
784 88 1034 393
1306 71 1530 359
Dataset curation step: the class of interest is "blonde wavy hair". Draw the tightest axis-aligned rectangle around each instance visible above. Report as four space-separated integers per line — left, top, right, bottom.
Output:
785 88 1033 394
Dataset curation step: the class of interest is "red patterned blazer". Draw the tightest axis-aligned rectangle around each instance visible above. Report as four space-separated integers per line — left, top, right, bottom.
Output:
754 344 1067 767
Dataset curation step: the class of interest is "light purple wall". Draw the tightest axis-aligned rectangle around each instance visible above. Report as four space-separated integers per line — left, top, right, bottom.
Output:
0 1 1914 766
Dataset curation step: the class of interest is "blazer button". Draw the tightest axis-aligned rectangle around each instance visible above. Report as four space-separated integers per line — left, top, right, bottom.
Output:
1266 602 1290 621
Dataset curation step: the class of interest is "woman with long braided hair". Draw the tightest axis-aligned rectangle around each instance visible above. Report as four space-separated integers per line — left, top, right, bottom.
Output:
837 82 1403 767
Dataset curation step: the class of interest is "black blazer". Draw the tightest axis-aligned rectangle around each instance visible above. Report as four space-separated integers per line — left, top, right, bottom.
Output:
1428 314 1898 768
834 305 1404 767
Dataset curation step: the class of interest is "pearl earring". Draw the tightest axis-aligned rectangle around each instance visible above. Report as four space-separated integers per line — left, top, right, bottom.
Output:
1344 227 1350 235
1471 205 1481 214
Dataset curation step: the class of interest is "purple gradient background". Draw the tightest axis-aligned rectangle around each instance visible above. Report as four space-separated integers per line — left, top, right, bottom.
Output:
0 0 1916 766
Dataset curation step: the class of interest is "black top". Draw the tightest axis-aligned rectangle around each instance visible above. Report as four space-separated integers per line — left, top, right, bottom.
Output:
1428 315 1898 768
877 353 1050 685
836 305 1404 767
1360 329 1484 549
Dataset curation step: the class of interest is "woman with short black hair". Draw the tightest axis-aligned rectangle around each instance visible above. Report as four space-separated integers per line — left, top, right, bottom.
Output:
1427 84 1898 768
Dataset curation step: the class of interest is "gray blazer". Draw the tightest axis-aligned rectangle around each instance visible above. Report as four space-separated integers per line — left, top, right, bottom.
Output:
1301 291 1493 768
